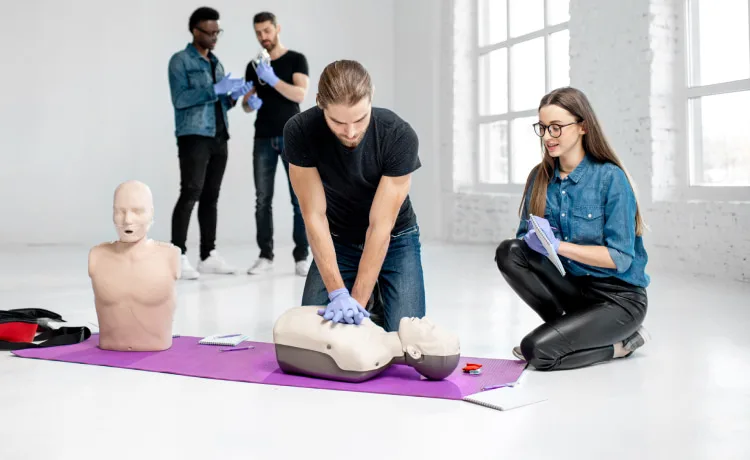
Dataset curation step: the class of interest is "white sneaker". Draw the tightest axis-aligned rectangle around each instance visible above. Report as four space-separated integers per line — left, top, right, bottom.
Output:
295 259 310 277
197 250 238 274
247 257 273 275
180 255 200 280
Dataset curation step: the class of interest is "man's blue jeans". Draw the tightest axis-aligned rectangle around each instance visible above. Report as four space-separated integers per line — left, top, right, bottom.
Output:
253 136 308 262
301 225 426 332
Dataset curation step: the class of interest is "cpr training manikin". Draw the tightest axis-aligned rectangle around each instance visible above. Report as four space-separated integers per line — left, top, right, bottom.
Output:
273 306 461 383
88 180 181 352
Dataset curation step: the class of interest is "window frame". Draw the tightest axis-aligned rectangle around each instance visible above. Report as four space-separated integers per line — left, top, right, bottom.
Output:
677 0 750 202
472 0 570 193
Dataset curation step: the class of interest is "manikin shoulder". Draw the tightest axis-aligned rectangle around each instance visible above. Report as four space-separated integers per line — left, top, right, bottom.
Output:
88 242 115 277
152 241 182 280
88 241 181 279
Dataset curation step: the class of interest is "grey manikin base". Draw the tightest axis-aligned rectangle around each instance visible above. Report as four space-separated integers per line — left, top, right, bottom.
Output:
275 343 461 383
275 343 394 383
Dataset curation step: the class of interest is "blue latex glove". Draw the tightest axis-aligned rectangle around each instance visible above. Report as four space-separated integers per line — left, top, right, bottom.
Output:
214 72 245 95
231 81 254 100
255 61 280 87
318 288 371 325
523 216 560 256
246 94 263 110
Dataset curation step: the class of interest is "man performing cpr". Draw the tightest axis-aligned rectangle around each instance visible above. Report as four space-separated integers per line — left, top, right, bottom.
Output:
282 59 425 332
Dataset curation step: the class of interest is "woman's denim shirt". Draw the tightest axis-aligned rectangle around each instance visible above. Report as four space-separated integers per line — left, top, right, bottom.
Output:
517 154 650 288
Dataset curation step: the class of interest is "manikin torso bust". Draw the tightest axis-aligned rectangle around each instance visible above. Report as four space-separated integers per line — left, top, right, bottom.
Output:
273 306 461 383
88 180 181 352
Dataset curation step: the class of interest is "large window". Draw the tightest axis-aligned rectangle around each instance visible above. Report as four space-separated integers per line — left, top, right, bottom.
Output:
685 0 750 190
475 0 570 186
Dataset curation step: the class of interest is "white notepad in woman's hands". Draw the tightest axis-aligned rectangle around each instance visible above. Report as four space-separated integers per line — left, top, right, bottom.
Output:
529 214 566 276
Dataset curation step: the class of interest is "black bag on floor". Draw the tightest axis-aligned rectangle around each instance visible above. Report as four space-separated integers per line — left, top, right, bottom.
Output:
0 308 91 351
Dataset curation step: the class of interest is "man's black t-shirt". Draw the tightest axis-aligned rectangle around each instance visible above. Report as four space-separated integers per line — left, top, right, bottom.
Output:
245 50 308 138
210 59 228 141
282 106 421 243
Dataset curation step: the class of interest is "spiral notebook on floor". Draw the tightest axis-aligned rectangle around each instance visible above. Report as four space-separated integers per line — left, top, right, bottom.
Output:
529 214 566 276
463 386 547 412
199 334 250 346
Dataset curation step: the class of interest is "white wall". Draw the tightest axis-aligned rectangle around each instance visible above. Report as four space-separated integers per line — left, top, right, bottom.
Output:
0 0 396 249
433 0 750 282
393 0 453 242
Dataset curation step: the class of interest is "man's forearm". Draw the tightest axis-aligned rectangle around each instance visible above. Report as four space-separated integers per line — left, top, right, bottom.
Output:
351 224 391 307
305 214 345 294
272 80 306 103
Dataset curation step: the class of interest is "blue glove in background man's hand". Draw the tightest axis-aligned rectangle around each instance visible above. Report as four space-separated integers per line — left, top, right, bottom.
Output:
247 94 263 110
523 216 560 256
255 61 280 87
214 72 245 95
231 81 254 100
318 288 371 325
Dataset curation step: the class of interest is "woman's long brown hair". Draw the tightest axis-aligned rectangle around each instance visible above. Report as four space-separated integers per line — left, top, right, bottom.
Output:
518 87 645 236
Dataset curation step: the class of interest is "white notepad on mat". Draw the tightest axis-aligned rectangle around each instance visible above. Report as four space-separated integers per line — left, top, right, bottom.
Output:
463 387 548 412
198 334 250 346
529 214 566 276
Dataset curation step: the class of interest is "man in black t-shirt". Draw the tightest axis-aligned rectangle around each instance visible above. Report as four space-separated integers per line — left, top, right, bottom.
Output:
282 60 425 333
242 12 310 277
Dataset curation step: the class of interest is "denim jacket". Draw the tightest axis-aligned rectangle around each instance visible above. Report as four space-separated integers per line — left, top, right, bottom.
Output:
516 154 650 288
167 43 235 138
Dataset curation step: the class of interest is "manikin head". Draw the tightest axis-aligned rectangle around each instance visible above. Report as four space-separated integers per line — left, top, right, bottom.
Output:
316 60 373 149
189 7 222 52
398 317 461 380
253 11 280 52
112 180 154 243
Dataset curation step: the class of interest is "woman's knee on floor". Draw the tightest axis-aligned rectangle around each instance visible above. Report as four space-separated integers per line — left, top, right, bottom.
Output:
494 238 525 274
520 328 564 371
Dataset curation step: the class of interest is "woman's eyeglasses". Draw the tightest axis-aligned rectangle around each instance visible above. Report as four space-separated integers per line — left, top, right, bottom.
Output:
532 121 581 138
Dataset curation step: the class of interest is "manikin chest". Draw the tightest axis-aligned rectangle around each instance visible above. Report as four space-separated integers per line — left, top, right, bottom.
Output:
91 255 174 307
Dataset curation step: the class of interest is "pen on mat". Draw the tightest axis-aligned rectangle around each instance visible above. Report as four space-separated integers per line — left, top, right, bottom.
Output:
481 383 512 391
219 346 254 352
216 333 242 339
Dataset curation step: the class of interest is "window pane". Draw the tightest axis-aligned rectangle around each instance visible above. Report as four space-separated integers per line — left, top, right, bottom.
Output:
690 91 750 186
479 121 509 184
478 48 508 115
691 0 750 86
511 116 543 183
478 0 507 46
548 29 570 90
510 37 545 111
547 0 570 25
509 0 543 37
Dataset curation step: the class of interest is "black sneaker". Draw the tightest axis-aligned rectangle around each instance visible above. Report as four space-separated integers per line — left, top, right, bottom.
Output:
623 326 651 356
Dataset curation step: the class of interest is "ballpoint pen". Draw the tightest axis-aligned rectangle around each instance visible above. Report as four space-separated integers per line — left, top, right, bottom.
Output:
216 333 242 339
481 383 514 391
219 346 254 352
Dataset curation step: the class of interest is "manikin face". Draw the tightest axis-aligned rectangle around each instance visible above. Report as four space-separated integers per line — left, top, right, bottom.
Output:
254 20 279 51
397 317 460 359
322 98 372 149
537 104 586 159
112 182 154 243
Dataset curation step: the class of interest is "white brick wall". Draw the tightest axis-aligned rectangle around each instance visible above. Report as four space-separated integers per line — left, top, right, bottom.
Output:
447 0 750 282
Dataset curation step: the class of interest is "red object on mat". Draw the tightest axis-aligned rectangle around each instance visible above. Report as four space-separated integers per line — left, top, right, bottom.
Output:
0 322 38 343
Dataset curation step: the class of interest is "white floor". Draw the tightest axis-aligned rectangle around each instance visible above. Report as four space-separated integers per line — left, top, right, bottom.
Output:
1 242 749 460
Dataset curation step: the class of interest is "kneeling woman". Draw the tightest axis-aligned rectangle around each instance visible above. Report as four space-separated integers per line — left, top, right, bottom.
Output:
495 87 650 371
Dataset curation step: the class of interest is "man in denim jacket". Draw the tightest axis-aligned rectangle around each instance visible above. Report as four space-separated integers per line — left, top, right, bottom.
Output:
167 7 252 280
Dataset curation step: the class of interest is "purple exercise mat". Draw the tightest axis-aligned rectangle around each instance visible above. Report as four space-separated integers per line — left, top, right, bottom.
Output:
11 334 526 400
